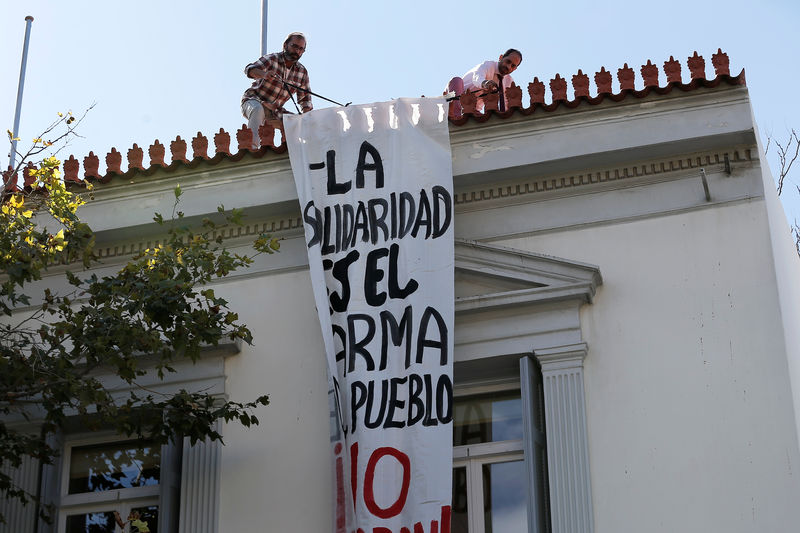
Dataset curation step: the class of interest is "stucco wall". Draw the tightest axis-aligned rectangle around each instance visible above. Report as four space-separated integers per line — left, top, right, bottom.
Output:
756 139 800 461
502 199 800 532
215 270 333 531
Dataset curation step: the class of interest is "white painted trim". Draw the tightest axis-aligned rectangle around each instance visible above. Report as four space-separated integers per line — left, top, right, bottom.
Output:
178 432 221 533
536 345 593 533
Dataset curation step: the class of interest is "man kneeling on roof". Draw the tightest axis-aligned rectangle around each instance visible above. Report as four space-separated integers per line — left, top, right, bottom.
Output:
447 49 522 115
241 31 313 148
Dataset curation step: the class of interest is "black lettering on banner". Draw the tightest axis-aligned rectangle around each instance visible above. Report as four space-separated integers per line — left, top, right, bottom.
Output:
380 306 413 371
325 250 359 313
398 192 415 238
309 187 451 254
432 185 452 239
365 245 419 309
309 150 351 195
416 306 449 366
364 247 389 307
388 243 419 300
322 259 333 314
351 380 367 430
356 141 384 189
347 314 376 373
412 188 432 238
332 323 346 370
407 374 425 426
364 379 388 429
436 374 454 423
322 206 335 255
384 376 408 429
303 201 323 248
422 374 438 426
390 192 398 239
342 203 355 252
333 204 343 252
349 373 453 433
353 202 370 246
367 199 389 244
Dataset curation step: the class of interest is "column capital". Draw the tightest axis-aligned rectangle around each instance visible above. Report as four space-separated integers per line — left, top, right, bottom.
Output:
534 343 588 371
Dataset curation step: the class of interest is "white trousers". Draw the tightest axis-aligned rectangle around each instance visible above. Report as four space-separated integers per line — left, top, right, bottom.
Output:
241 99 265 147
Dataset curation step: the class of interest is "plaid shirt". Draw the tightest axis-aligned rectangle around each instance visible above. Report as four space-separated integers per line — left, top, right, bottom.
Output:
242 52 312 115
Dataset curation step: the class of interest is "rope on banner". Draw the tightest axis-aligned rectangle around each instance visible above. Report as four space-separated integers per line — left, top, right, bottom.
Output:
277 76 351 109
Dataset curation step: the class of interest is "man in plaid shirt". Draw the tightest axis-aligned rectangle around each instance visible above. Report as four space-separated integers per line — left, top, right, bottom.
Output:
242 32 312 148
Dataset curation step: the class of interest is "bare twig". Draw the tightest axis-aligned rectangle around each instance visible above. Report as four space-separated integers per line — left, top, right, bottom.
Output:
3 105 95 194
767 128 800 195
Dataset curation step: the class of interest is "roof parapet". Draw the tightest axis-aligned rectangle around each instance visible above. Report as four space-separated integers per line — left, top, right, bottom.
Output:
448 48 743 122
0 49 743 189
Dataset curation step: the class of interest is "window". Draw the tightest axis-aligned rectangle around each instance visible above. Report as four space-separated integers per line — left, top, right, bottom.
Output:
58 437 162 533
451 358 549 533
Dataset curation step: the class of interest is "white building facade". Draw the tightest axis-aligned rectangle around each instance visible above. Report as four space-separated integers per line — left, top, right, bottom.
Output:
3 51 800 533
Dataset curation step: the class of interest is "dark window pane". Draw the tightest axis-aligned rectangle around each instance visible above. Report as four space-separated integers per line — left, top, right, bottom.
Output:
69 440 160 494
65 511 117 533
483 460 528 533
451 466 469 533
130 505 159 533
454 391 522 445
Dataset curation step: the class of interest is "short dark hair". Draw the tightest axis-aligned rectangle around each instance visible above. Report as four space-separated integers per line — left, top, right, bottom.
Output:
502 48 522 62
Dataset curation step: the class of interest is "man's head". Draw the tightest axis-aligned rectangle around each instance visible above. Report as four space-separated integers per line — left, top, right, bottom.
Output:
283 32 307 63
497 49 522 76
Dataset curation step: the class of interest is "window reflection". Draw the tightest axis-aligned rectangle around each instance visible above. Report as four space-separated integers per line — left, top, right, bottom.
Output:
130 505 159 533
65 511 117 533
453 391 523 445
451 466 469 533
64 506 158 533
68 440 160 494
483 461 527 533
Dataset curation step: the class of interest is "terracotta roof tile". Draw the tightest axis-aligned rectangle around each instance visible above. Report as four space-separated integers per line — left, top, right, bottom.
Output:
448 49 745 125
58 50 743 184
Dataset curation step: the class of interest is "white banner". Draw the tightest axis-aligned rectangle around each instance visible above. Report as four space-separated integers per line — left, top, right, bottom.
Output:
286 98 454 533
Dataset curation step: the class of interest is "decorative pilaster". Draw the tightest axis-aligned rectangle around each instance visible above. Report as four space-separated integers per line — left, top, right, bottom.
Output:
159 439 183 532
535 343 594 533
178 432 222 533
0 455 39 531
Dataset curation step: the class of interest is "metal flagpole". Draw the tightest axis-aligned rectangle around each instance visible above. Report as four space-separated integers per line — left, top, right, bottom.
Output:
260 0 268 56
8 16 34 170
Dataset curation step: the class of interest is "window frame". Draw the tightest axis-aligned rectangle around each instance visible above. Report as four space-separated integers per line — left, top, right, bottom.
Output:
452 366 548 533
56 432 162 533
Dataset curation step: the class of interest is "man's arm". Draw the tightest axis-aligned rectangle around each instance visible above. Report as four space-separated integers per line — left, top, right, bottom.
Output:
244 55 275 80
464 60 496 92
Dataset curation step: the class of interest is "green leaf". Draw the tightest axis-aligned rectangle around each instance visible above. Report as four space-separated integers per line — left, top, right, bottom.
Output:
131 519 150 532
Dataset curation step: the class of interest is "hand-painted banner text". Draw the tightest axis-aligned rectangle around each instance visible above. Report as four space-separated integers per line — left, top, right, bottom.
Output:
286 98 454 533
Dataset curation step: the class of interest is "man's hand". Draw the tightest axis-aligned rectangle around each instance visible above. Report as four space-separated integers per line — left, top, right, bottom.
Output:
481 79 499 92
248 68 281 83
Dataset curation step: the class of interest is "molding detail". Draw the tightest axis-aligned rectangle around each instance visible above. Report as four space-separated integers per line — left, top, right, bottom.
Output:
454 149 754 207
179 433 222 533
535 344 594 533
95 217 303 260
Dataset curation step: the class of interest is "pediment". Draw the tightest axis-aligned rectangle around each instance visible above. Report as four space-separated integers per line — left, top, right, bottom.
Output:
454 239 602 313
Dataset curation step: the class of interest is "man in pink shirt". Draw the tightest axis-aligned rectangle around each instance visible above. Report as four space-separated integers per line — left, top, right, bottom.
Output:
448 49 523 115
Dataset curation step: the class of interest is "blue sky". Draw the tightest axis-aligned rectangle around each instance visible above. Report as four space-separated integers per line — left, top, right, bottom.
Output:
2 0 799 223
